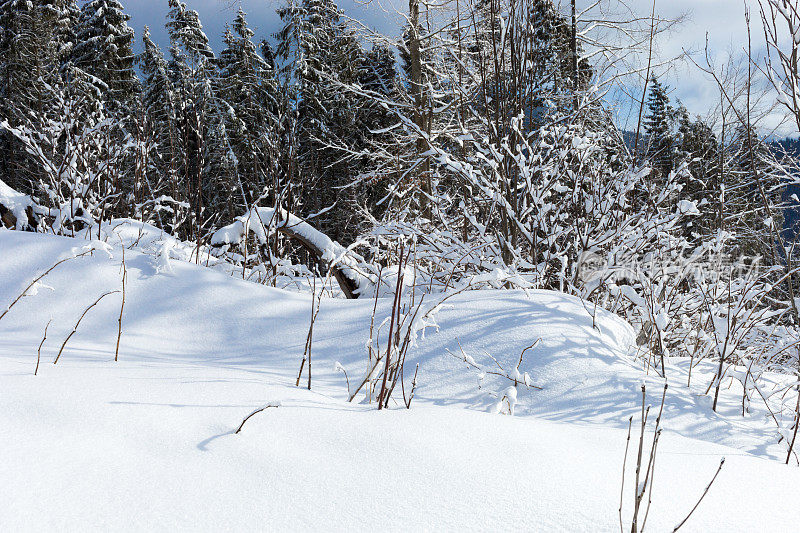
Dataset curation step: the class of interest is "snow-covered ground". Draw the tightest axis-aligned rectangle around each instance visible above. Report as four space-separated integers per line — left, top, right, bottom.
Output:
1 230 798 531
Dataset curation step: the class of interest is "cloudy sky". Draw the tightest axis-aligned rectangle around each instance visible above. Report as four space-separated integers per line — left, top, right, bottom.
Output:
127 0 786 134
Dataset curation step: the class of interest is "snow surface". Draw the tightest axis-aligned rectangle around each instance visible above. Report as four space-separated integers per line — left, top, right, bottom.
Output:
0 231 798 531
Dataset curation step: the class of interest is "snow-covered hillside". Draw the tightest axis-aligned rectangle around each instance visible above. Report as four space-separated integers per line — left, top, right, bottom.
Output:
1 230 798 531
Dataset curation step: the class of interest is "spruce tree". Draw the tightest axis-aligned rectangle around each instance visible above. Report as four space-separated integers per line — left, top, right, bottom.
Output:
276 0 366 242
674 105 721 239
0 0 71 192
137 25 187 231
166 0 216 244
729 124 781 258
71 0 138 115
643 76 674 177
54 0 80 71
217 8 280 219
352 44 399 220
526 0 590 126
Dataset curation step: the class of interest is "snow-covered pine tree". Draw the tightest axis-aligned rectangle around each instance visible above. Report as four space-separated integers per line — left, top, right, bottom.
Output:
350 44 399 222
0 0 71 192
643 76 674 177
166 0 216 245
136 25 188 233
260 38 294 205
276 0 366 243
68 0 141 221
530 0 592 125
216 8 280 221
674 106 721 240
728 123 783 259
54 0 80 72
71 0 138 116
358 46 399 130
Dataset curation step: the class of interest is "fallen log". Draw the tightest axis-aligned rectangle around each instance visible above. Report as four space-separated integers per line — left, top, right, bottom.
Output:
273 221 362 299
211 207 373 299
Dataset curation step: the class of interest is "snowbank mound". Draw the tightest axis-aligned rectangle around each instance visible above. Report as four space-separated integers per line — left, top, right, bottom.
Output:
0 231 797 530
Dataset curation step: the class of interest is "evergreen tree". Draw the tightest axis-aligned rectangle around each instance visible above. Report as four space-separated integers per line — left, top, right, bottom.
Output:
166 0 216 242
643 76 674 176
358 45 399 137
71 0 138 115
261 38 295 206
276 0 366 243
137 25 186 231
729 124 781 258
674 105 721 239
352 44 399 221
67 0 140 221
217 8 280 219
0 0 72 192
54 0 80 71
526 0 590 126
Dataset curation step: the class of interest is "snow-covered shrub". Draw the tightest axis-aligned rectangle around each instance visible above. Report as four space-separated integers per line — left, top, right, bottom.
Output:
0 78 133 237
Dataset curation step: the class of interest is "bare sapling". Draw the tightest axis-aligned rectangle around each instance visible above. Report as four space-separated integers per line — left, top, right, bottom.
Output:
620 383 724 532
697 264 784 412
306 278 315 390
376 245 408 409
35 319 52 376
352 245 439 409
379 273 437 410
449 338 543 393
349 265 384 403
672 458 725 532
403 363 419 409
53 290 120 364
347 270 385 403
785 383 800 464
619 415 634 532
630 383 664 532
296 277 322 389
381 292 425 408
115 237 127 362
334 361 350 397
292 235 360 389
757 0 800 464
348 356 384 403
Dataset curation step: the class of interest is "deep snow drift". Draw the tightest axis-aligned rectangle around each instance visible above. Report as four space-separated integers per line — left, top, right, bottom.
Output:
0 229 797 531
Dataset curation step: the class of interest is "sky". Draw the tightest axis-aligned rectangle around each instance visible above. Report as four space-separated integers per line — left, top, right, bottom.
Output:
125 0 792 136
126 0 401 53
627 0 771 129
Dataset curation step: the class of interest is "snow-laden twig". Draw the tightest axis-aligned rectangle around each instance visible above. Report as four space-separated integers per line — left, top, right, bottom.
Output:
334 361 350 397
448 338 543 391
